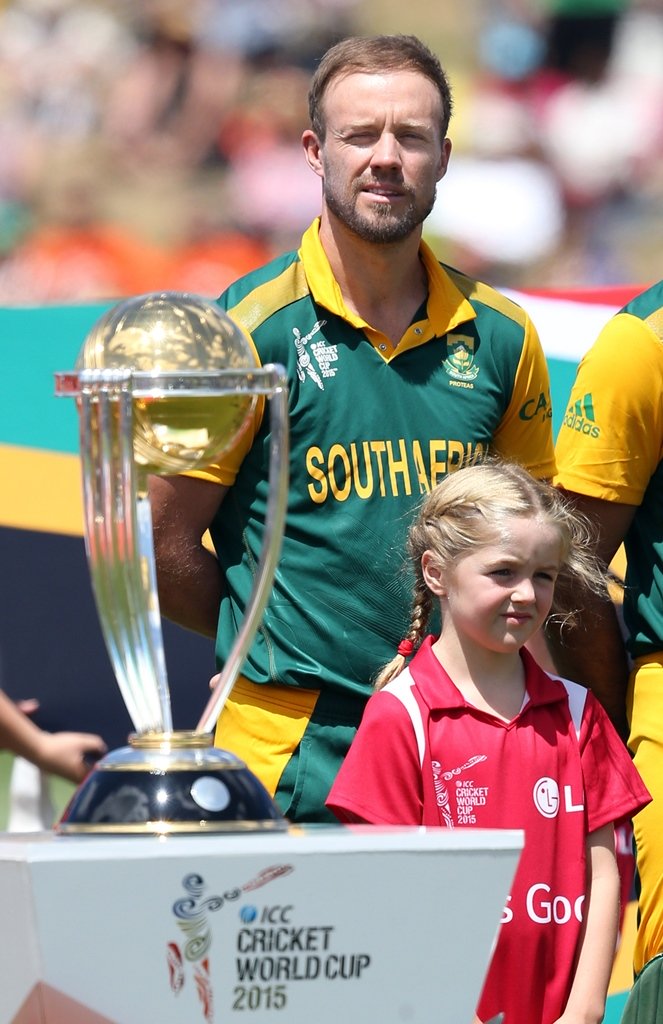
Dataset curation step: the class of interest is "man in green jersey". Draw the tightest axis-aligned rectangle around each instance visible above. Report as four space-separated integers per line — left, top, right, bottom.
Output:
553 280 663 990
150 34 556 822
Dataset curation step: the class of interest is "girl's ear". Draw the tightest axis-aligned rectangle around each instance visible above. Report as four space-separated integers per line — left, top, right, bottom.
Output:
422 550 446 597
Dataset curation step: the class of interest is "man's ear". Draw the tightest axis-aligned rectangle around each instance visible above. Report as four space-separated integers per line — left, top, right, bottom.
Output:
302 129 324 178
422 550 446 597
436 136 452 183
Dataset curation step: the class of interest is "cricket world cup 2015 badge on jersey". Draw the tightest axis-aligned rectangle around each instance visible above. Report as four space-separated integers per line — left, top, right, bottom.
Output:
293 320 338 390
443 333 480 384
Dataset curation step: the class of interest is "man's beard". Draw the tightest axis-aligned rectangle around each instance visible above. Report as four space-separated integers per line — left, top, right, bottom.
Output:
324 177 437 243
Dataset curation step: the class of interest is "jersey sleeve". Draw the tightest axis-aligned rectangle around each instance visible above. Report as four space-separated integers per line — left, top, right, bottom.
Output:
326 690 424 825
555 313 663 504
185 394 265 487
579 690 651 833
183 302 267 487
492 314 557 480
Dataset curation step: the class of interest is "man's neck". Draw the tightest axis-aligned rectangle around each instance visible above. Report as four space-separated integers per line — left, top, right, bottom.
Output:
318 213 428 346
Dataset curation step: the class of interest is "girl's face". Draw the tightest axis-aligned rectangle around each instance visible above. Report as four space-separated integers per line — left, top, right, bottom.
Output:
424 515 563 655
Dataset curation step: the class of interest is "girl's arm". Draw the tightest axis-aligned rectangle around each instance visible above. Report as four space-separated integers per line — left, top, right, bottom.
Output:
0 689 106 784
554 822 620 1024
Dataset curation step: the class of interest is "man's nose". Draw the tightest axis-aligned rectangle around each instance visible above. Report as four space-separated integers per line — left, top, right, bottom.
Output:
369 132 401 168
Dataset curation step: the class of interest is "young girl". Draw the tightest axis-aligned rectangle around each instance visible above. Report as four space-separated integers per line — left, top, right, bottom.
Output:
326 461 650 1024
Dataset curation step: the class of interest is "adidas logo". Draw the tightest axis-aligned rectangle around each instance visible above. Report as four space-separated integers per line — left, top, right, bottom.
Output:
562 393 600 438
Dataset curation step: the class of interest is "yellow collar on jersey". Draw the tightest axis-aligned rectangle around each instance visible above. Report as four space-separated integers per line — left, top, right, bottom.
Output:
298 218 477 357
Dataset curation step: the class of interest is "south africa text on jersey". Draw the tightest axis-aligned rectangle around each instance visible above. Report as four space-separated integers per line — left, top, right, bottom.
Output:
306 440 488 503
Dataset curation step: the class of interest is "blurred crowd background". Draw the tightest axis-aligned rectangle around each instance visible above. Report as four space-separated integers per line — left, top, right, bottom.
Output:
0 0 660 303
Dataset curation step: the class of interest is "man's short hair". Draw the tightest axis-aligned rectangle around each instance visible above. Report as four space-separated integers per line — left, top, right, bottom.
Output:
308 34 453 141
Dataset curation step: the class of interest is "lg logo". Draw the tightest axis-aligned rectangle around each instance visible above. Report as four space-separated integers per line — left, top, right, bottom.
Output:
533 778 584 818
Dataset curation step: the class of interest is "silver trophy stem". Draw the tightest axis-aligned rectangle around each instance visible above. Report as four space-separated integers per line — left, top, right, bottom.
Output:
196 373 289 735
53 292 291 834
79 370 172 734
58 358 288 742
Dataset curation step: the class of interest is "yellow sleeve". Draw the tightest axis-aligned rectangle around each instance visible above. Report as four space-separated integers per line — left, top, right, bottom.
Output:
555 313 663 504
184 319 266 487
492 314 557 479
185 395 266 487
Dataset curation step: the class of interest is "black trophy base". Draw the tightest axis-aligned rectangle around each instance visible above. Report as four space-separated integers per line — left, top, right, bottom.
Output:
55 731 288 836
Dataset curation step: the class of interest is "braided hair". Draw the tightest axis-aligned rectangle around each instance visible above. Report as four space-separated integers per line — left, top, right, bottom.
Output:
374 459 610 689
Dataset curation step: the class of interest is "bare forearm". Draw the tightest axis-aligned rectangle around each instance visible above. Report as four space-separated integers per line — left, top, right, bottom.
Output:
0 690 47 762
545 594 629 740
155 540 223 639
0 691 106 782
150 474 227 640
556 825 619 1024
546 492 636 741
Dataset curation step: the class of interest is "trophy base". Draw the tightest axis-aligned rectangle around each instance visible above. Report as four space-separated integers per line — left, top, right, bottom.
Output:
55 731 288 836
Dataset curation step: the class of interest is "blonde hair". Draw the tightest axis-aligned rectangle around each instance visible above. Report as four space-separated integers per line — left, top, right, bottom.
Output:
375 460 611 689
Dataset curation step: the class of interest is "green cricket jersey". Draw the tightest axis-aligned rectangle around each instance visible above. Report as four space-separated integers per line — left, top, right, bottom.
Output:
197 220 556 696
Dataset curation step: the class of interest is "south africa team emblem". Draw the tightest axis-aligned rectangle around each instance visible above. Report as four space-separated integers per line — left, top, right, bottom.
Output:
443 333 480 381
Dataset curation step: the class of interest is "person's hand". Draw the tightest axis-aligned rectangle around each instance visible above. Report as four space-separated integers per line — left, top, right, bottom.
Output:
33 731 107 784
16 698 40 716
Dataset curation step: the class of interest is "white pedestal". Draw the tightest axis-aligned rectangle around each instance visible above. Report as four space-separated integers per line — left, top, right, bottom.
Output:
0 826 522 1024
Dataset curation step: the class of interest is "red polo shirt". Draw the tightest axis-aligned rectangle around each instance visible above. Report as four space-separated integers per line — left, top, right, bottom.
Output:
327 638 650 1024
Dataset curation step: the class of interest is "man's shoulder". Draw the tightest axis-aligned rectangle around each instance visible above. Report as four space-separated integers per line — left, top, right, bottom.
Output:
581 281 663 364
621 280 663 340
218 248 310 332
441 263 530 332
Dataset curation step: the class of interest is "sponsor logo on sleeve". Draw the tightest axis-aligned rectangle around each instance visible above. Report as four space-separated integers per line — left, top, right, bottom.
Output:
561 393 600 438
519 391 553 423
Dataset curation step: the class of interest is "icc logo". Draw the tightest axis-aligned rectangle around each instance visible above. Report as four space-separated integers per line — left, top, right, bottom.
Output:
238 904 293 924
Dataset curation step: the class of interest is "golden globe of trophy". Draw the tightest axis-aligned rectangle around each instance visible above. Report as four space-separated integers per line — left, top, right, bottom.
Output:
54 292 289 834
